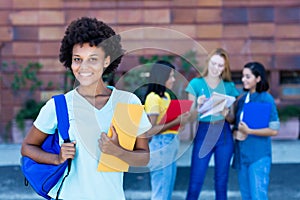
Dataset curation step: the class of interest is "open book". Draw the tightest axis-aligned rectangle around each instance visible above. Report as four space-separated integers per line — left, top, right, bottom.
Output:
198 92 236 118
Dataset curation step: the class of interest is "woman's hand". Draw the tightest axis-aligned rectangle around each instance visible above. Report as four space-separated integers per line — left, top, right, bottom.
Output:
177 111 192 125
98 125 121 156
221 107 230 117
197 95 207 110
58 141 76 164
238 121 251 134
176 112 192 132
233 130 247 141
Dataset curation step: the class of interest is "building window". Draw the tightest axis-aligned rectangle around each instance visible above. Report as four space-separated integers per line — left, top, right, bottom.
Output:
280 71 300 99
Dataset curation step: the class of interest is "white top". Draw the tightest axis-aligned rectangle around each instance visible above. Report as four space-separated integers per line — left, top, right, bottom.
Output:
34 87 152 200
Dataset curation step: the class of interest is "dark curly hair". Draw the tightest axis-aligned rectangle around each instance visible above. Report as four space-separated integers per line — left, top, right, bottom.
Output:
59 17 124 75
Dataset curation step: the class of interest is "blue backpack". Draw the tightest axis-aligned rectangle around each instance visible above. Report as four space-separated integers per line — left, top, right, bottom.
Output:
21 94 71 200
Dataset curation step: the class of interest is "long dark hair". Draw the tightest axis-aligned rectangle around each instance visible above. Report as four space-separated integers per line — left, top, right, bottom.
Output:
144 60 175 98
244 62 269 92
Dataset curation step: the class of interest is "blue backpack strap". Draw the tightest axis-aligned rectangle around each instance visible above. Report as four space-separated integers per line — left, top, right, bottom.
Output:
53 94 70 142
52 94 71 200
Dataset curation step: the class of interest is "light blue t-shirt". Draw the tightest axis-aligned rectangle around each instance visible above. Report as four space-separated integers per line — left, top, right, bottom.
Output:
185 77 240 122
34 87 152 200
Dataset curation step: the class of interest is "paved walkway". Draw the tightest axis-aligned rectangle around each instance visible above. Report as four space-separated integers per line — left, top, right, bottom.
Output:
2 140 300 167
1 140 300 200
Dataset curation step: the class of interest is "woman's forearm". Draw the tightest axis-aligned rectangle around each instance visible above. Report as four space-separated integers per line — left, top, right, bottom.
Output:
113 147 150 166
21 126 61 165
146 118 181 137
248 128 278 137
22 142 61 165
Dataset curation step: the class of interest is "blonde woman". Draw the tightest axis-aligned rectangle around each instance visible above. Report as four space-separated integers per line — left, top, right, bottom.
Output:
185 48 239 200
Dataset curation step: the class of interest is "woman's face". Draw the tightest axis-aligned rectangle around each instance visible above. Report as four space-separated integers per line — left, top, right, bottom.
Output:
71 43 110 87
207 54 225 78
242 68 260 92
165 69 175 90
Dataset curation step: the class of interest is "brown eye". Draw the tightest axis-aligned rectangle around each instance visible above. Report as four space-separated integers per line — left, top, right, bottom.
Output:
89 57 98 63
73 57 81 64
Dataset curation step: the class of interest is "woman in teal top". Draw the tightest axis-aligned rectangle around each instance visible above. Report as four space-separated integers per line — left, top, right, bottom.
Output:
185 48 239 200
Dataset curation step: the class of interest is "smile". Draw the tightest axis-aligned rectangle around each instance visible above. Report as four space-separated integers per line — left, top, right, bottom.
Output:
79 72 93 77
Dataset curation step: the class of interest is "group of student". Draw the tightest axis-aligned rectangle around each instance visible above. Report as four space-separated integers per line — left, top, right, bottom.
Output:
21 17 280 200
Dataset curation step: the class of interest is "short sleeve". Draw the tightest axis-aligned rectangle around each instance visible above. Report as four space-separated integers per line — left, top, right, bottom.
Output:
110 88 152 136
128 93 152 136
33 98 57 134
266 94 280 130
226 81 240 97
185 78 202 97
144 93 160 115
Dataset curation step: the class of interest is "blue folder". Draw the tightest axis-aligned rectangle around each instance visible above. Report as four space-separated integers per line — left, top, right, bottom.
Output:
242 102 271 129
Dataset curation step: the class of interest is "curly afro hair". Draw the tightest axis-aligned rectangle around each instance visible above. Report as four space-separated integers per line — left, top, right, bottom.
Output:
59 17 124 75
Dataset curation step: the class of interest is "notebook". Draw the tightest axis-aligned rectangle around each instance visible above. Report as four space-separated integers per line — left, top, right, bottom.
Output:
97 103 144 172
159 100 193 131
242 102 272 129
198 92 236 118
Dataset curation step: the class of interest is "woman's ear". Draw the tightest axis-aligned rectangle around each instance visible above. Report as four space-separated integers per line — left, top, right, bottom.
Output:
256 75 261 83
104 56 111 68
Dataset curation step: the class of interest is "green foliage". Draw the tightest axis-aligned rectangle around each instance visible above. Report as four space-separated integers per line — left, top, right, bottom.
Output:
278 105 300 122
121 54 175 100
121 51 199 101
10 62 43 94
64 70 76 92
180 50 198 75
139 54 175 66
132 50 198 100
122 64 150 100
15 99 46 130
1 61 48 131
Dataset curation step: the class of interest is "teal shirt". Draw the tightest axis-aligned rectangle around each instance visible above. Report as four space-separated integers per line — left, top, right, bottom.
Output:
185 77 239 122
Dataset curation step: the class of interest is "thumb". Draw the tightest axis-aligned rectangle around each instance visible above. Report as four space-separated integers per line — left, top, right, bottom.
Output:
239 121 245 126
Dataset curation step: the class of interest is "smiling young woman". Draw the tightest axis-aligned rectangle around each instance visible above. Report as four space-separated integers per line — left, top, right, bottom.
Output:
185 48 239 200
70 43 112 109
21 17 152 200
232 62 280 199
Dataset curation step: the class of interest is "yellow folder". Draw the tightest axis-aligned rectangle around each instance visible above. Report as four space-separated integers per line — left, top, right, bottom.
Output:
97 103 144 172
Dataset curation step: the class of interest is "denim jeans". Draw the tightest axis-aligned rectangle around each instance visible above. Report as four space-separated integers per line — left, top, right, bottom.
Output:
148 134 179 200
186 121 234 200
238 156 271 200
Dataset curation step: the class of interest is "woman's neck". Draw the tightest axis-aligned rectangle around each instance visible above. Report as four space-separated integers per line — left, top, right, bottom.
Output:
77 83 111 98
249 88 256 94
77 84 112 110
204 76 221 89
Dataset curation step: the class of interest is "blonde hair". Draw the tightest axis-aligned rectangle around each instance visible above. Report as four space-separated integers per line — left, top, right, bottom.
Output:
202 48 232 81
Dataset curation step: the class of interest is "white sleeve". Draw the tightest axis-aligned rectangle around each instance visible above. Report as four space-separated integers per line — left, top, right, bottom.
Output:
128 93 152 136
33 98 57 134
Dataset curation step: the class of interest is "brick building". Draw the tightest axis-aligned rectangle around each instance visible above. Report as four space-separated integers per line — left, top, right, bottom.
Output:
0 0 299 142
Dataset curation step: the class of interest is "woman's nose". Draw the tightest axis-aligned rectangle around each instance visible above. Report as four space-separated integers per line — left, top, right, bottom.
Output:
80 59 89 68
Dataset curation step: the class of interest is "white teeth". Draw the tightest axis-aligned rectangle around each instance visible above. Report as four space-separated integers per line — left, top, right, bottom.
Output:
79 72 92 77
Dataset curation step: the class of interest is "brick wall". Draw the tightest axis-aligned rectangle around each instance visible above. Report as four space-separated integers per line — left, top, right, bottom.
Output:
0 0 299 142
